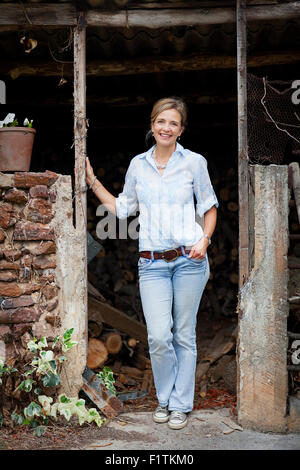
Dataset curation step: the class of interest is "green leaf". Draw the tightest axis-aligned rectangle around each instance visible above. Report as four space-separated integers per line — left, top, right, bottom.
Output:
0 413 3 426
48 359 57 372
59 394 71 404
19 379 35 392
34 387 42 395
11 412 24 425
24 402 42 419
63 328 74 341
75 399 85 407
59 407 71 421
42 372 60 387
30 420 39 429
23 370 34 377
33 426 46 437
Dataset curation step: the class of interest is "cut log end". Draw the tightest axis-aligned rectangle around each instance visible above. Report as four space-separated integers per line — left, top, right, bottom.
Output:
87 338 108 369
104 333 122 355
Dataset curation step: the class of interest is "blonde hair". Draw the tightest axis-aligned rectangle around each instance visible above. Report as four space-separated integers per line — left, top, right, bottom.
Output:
146 96 187 145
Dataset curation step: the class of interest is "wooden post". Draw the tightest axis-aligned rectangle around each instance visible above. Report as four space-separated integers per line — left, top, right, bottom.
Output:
73 12 88 355
238 166 289 432
236 0 249 288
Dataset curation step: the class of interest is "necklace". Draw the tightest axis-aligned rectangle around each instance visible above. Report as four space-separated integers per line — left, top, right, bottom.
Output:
152 149 168 170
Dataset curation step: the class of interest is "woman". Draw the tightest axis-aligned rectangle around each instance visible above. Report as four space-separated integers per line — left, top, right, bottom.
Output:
86 97 218 430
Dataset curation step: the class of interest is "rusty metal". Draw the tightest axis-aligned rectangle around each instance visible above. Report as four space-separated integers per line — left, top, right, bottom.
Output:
82 366 123 418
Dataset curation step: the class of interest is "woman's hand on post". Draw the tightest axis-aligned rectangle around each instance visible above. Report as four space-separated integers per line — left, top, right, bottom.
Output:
188 237 209 259
86 157 95 187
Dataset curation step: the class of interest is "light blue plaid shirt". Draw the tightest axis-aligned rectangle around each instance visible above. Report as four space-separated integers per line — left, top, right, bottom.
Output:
115 142 219 251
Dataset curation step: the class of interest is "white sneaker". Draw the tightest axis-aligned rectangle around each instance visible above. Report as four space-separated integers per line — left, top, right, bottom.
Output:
168 411 188 429
152 405 170 423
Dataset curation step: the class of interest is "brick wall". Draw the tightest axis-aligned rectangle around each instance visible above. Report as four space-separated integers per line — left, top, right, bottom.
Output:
0 170 61 363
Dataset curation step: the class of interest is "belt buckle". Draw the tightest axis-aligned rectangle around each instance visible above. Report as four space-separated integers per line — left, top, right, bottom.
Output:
161 248 179 262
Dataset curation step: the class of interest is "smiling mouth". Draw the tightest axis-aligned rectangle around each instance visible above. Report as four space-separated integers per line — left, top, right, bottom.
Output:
159 133 171 138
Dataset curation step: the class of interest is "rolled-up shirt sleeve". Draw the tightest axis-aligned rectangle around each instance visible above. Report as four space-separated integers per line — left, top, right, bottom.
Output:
115 159 138 219
193 154 219 218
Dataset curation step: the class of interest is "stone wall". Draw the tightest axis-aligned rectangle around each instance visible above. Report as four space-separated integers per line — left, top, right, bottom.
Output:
0 171 87 398
0 171 61 363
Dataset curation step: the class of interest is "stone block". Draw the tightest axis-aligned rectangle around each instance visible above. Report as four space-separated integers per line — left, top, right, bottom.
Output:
0 295 34 309
23 198 54 224
3 188 28 204
0 173 14 189
0 282 40 297
0 307 39 324
3 249 22 261
13 323 32 338
29 185 48 199
0 260 19 270
42 285 57 300
46 297 58 312
24 241 56 256
32 255 56 270
13 221 55 241
0 325 11 341
0 271 18 282
14 170 58 188
0 202 17 229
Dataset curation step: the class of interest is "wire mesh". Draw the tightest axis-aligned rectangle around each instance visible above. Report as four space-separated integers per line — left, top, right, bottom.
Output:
247 73 300 164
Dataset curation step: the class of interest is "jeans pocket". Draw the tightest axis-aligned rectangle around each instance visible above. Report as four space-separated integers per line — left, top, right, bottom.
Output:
138 257 153 269
184 254 207 265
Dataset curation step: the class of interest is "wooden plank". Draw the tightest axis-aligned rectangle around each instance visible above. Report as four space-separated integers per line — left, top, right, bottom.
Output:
73 13 88 357
238 166 289 432
87 3 300 27
3 50 300 80
0 3 76 26
1 2 300 27
237 0 249 289
88 294 148 346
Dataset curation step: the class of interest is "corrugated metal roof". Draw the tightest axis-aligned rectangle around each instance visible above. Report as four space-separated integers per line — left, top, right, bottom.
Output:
1 18 300 61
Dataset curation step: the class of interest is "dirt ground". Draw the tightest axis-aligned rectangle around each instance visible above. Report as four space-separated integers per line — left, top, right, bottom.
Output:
0 312 237 450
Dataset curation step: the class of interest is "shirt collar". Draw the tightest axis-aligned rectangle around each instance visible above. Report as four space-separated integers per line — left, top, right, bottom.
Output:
139 142 186 159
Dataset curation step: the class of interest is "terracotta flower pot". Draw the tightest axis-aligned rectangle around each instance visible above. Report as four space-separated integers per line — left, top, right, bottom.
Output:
0 127 36 172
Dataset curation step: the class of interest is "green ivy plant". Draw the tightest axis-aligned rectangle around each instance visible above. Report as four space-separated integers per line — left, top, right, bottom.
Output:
0 328 105 436
97 366 116 396
0 113 33 128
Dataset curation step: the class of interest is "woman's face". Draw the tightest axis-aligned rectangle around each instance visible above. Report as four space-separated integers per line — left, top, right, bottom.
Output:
151 108 184 149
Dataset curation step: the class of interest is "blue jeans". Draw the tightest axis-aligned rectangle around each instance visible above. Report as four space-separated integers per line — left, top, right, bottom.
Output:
138 249 210 412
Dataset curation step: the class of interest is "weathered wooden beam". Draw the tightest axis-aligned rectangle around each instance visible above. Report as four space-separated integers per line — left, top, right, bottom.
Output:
87 3 300 27
0 2 300 27
237 0 249 289
73 12 88 358
128 1 279 8
0 3 77 26
238 165 289 432
7 93 237 108
88 294 148 346
3 50 300 80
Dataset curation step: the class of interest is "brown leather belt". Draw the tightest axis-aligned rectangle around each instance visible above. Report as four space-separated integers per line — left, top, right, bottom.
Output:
139 247 191 262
